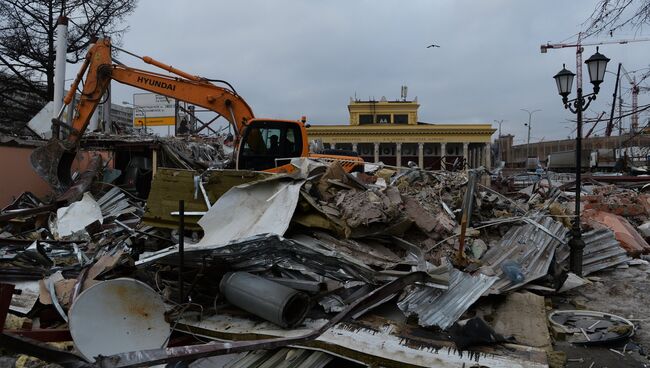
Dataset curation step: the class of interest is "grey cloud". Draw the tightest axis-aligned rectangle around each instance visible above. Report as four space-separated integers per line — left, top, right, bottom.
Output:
72 0 650 141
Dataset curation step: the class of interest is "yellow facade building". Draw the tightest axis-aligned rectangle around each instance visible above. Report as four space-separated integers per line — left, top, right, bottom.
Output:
307 98 496 170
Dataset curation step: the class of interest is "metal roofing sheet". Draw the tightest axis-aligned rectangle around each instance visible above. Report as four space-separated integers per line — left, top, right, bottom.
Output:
480 214 568 294
189 348 333 368
556 228 631 276
397 267 497 329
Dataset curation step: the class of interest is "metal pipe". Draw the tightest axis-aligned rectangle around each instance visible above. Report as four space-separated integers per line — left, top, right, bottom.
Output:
102 84 112 133
264 277 326 292
606 64 622 137
220 272 309 328
178 200 185 303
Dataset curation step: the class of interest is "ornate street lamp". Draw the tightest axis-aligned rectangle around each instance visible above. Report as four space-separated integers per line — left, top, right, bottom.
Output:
585 48 610 93
553 47 609 276
553 65 575 100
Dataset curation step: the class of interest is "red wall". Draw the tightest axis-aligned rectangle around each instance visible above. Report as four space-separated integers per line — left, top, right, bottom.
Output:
0 145 113 208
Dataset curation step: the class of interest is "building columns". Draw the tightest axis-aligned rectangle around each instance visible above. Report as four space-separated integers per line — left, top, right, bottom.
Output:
470 148 476 169
484 143 491 169
418 143 424 169
396 143 402 168
463 142 469 171
440 143 447 170
373 142 379 163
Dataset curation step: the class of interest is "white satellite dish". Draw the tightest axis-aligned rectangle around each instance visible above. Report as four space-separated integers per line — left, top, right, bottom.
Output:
68 278 170 362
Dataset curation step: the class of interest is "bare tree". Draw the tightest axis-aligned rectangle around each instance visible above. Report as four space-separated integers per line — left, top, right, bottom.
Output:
0 0 136 129
586 0 650 35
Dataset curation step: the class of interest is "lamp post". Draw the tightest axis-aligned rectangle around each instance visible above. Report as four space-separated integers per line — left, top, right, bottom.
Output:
553 47 610 276
521 109 541 159
122 101 147 133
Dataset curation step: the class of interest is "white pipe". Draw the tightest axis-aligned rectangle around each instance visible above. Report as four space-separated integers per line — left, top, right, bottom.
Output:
102 84 111 132
52 16 68 121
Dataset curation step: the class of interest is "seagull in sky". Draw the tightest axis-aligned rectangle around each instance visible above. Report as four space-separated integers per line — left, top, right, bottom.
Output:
427 44 440 48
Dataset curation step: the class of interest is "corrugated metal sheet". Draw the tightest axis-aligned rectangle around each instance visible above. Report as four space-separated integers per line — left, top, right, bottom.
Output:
178 314 549 368
137 234 378 283
556 228 631 276
397 267 497 329
480 214 568 294
189 348 333 368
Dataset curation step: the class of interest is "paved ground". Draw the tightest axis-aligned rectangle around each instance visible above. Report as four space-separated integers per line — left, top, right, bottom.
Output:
554 263 650 368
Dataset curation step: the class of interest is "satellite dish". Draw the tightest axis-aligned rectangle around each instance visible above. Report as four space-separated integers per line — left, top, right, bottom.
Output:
68 278 170 362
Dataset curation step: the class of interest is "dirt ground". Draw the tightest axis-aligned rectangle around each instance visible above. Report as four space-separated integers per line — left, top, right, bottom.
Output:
554 262 650 368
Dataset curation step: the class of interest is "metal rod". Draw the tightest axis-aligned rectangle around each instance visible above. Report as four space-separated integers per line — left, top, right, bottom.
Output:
227 102 239 136
606 63 622 137
178 105 220 135
178 200 185 303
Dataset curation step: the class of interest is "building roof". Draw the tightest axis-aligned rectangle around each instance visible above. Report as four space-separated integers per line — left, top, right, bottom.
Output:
307 123 496 143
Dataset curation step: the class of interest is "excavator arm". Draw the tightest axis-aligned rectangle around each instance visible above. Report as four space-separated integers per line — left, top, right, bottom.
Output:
30 38 255 191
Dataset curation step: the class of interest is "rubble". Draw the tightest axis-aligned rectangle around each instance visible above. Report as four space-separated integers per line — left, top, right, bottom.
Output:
2 155 650 367
583 210 650 256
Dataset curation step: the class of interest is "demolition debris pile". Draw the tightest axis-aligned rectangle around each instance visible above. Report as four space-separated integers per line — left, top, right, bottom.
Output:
1 157 650 367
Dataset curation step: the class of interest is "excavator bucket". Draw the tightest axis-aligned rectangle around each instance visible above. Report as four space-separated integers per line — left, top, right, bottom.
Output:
30 139 77 192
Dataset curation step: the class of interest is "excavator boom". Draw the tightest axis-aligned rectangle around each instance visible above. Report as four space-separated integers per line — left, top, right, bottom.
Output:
31 38 363 192
31 39 255 191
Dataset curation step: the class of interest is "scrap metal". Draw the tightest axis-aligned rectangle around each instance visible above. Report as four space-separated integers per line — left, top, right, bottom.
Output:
188 348 335 368
137 234 378 283
457 169 480 262
479 214 568 294
220 271 310 328
196 178 305 247
556 228 632 276
397 266 498 329
93 272 430 368
175 310 548 368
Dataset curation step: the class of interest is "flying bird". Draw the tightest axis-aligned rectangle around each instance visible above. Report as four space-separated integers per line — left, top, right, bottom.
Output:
427 44 440 48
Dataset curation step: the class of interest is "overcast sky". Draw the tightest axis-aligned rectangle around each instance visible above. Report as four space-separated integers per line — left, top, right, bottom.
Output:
67 0 650 144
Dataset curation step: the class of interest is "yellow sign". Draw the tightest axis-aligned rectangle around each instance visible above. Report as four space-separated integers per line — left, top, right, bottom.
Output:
134 116 175 127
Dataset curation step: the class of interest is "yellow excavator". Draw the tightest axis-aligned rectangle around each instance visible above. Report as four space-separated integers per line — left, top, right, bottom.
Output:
30 38 362 192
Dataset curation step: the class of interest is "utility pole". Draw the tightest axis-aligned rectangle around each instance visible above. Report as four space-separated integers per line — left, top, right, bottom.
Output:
521 109 541 158
51 15 69 139
494 119 505 164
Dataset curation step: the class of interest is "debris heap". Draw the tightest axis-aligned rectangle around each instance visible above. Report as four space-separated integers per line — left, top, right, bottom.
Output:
2 157 650 368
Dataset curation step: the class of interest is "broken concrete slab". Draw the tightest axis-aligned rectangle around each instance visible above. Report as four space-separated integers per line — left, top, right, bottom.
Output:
491 291 552 349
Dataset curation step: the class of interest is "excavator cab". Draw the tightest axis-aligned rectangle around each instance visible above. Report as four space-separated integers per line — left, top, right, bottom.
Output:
237 119 306 171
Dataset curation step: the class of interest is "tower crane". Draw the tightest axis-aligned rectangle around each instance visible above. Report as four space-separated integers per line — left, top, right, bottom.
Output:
620 65 650 133
541 34 650 90
542 34 650 135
